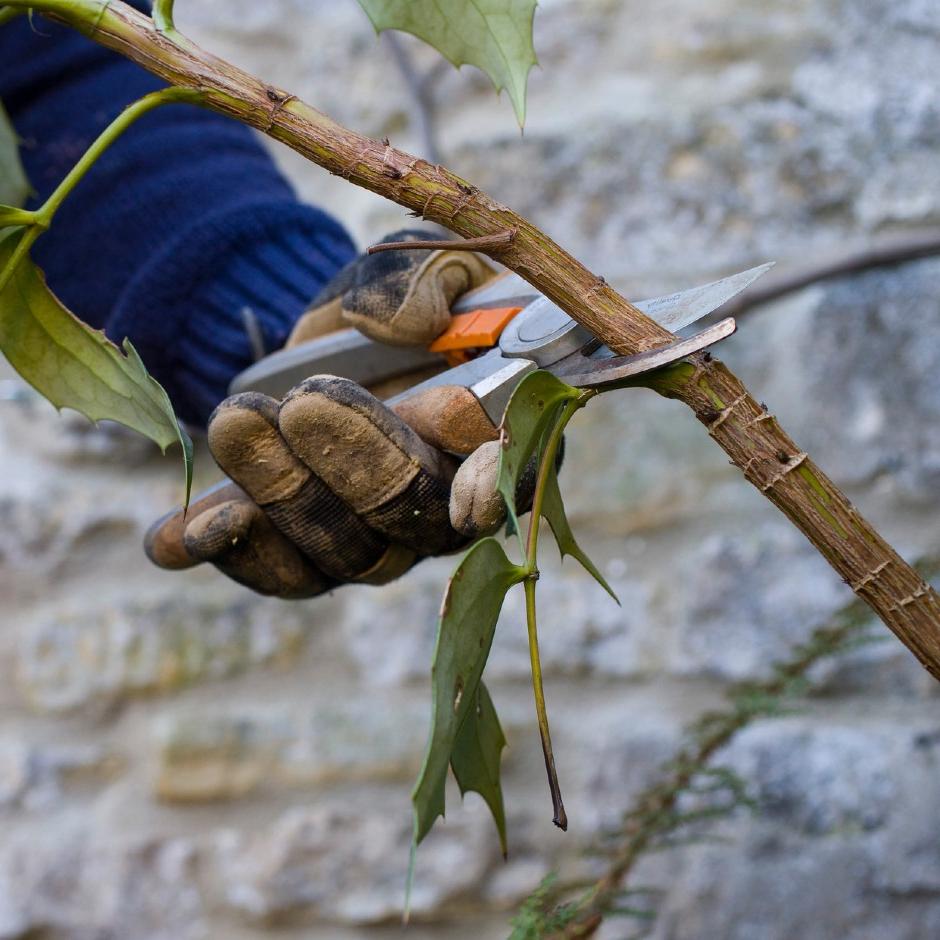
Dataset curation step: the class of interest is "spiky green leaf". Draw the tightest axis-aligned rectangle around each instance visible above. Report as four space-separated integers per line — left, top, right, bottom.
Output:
541 461 619 603
497 369 579 532
451 680 508 856
0 230 192 502
356 0 538 125
411 537 522 860
0 100 29 208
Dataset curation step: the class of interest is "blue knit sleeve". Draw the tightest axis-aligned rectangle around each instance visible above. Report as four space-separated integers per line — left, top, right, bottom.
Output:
0 7 357 425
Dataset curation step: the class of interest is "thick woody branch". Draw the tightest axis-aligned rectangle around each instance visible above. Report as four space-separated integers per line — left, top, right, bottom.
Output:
11 0 940 675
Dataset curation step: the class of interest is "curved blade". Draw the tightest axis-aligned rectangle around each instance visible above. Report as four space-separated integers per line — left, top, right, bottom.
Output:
634 263 775 332
553 318 738 389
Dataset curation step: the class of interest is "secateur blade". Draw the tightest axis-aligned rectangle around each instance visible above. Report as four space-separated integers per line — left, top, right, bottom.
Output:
635 262 775 332
551 317 737 389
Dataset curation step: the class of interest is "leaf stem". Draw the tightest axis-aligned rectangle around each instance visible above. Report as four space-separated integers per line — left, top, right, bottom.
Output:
524 575 567 830
0 227 39 296
152 0 174 32
522 394 589 830
525 395 590 570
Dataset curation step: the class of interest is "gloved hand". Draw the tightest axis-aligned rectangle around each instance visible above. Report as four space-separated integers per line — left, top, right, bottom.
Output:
145 230 520 599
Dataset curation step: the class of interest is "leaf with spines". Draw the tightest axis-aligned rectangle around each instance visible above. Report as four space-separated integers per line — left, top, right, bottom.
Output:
497 370 579 535
0 230 192 503
409 538 523 904
541 460 619 603
356 0 538 126
0 100 29 208
451 680 508 857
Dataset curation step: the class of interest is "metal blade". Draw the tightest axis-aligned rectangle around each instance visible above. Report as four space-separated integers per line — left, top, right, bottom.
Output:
498 263 774 367
554 317 738 389
634 263 775 332
456 263 773 334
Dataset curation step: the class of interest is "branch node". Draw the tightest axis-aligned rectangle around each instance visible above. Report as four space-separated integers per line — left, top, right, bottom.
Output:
707 393 749 433
381 139 405 179
744 411 776 429
850 560 890 593
262 89 295 132
759 452 808 492
891 585 931 611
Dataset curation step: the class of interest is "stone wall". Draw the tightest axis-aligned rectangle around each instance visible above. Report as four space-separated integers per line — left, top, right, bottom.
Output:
3 0 940 937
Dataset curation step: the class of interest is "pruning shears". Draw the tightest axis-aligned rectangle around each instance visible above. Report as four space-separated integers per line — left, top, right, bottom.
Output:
148 262 771 568
231 263 774 428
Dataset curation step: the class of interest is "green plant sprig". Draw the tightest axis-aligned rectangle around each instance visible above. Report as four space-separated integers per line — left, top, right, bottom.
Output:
410 372 620 895
521 393 591 830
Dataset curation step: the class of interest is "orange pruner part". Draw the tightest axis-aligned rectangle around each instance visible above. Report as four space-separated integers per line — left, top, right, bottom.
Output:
428 305 524 366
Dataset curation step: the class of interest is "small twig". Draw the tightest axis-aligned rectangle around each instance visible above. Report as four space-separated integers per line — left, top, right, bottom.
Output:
367 231 514 254
728 229 940 319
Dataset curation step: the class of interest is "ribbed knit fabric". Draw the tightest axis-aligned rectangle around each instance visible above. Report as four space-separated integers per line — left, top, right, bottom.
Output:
0 4 356 425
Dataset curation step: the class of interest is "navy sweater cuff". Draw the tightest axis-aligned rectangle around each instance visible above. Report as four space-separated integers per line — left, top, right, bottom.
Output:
108 202 356 427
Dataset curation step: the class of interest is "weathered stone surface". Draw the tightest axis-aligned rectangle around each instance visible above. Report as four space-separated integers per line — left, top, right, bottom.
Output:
607 714 940 939
2 0 940 937
0 824 206 940
210 800 500 925
17 595 312 713
643 827 940 940
671 527 848 681
725 719 899 835
153 699 431 802
0 740 122 813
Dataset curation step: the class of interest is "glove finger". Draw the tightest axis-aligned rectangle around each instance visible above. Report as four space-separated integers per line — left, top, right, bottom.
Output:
390 384 498 456
144 479 246 570
208 392 409 582
279 375 467 556
448 438 565 538
449 441 505 538
184 498 330 599
301 229 494 348
285 299 346 348
344 243 495 346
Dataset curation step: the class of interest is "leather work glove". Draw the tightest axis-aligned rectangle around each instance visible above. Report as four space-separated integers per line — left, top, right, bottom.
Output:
145 230 527 599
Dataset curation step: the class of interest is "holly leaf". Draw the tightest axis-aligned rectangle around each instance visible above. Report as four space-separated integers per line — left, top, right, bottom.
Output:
0 230 192 502
541 461 619 604
0 101 29 208
451 680 508 857
497 369 579 533
356 0 538 126
409 538 523 901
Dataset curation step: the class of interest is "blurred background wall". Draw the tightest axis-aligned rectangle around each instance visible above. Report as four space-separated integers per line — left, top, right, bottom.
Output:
2 0 940 937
